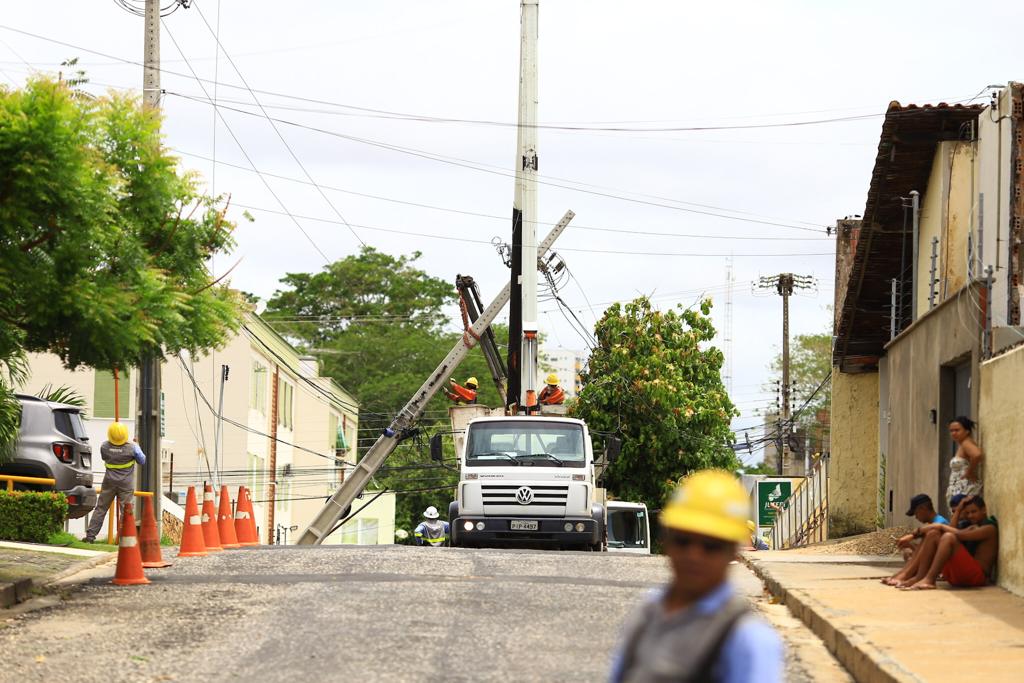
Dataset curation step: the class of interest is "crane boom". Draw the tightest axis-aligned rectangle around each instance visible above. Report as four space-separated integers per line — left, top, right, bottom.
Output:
296 210 575 545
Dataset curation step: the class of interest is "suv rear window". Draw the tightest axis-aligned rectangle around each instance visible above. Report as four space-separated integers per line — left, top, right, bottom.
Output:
54 410 88 441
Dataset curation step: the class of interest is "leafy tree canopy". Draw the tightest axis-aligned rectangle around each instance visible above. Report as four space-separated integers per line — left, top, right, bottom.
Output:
572 297 738 513
0 77 244 460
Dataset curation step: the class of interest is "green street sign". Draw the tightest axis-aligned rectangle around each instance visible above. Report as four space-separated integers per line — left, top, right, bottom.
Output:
757 480 792 526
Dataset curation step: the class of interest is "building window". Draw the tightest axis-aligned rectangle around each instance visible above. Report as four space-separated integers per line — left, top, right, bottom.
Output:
248 453 265 503
276 381 293 430
250 361 267 413
93 369 131 419
341 518 378 545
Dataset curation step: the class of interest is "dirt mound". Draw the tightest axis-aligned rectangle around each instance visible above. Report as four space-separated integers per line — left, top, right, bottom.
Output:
789 527 912 556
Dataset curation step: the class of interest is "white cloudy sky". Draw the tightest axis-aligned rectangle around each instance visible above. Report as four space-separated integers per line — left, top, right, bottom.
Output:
3 1 1022 463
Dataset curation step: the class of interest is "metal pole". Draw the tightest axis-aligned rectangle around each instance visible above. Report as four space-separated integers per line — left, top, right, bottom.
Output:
890 278 898 339
978 193 985 279
780 274 793 475
911 190 920 321
929 237 939 309
214 364 228 491
984 266 994 359
515 0 541 409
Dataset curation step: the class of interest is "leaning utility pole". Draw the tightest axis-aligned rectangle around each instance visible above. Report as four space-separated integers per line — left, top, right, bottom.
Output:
508 0 540 412
757 273 814 475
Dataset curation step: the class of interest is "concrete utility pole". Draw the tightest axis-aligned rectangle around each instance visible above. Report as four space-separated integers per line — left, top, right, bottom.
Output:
757 273 814 475
136 0 166 534
510 0 540 411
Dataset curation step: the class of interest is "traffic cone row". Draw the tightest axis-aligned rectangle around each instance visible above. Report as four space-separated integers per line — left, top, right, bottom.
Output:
112 485 259 586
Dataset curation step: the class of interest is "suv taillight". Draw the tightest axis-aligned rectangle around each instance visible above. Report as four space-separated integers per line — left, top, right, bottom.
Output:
52 443 74 463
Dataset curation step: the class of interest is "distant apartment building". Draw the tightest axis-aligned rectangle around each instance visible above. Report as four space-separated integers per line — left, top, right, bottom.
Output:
538 347 587 399
18 313 395 545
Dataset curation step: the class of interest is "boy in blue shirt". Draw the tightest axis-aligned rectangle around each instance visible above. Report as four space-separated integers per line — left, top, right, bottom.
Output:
882 494 948 587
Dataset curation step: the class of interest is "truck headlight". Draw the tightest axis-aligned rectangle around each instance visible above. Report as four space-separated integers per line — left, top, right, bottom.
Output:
464 521 474 531
575 522 586 532
564 522 573 532
475 522 485 531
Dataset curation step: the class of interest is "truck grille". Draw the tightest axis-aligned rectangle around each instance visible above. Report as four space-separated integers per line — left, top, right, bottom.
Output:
481 484 568 507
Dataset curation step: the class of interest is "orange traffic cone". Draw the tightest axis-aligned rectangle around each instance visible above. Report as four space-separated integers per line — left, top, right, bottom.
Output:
201 483 223 552
217 484 241 549
139 496 172 568
234 486 259 546
112 503 150 586
178 485 208 557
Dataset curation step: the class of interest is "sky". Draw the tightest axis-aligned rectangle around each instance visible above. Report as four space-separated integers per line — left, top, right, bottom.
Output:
2 0 1022 464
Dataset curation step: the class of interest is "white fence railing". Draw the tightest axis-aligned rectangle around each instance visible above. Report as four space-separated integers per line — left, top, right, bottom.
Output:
770 455 829 549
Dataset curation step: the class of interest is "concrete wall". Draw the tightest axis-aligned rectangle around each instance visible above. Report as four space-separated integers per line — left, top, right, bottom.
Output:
979 343 1024 596
975 87 1014 327
884 283 980 520
829 369 879 531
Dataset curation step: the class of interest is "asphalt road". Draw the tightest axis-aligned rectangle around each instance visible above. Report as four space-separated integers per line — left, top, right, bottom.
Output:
0 545 849 682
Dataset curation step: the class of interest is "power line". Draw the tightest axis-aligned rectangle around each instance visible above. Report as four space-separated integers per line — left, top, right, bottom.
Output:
189 0 365 248
159 20 333 263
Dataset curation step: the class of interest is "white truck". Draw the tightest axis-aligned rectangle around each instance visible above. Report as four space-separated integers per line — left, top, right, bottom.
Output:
606 500 651 554
432 410 619 550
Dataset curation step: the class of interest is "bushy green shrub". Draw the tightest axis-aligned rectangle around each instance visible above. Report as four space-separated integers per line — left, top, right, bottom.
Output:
0 490 68 543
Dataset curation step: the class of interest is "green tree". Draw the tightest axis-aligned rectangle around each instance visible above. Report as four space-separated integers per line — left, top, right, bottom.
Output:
0 77 244 460
572 297 739 513
768 331 832 455
264 248 506 535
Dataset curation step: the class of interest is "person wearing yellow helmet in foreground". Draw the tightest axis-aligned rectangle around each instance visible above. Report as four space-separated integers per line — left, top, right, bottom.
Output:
609 470 783 683
82 422 145 543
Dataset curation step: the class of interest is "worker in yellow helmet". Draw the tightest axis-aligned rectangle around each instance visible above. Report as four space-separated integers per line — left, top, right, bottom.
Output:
609 470 783 682
83 422 145 543
445 376 479 405
538 373 565 405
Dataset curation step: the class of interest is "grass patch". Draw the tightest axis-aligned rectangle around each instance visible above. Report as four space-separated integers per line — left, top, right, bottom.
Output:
47 531 118 553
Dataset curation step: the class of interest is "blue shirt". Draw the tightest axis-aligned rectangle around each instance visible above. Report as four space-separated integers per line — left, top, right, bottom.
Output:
609 582 784 683
132 443 147 466
931 514 949 525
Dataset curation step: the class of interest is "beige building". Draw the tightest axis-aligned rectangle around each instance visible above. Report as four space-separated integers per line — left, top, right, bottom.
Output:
19 313 395 546
832 84 1024 595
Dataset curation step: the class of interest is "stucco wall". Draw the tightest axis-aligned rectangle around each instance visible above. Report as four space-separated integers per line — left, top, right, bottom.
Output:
829 369 879 531
979 343 1024 596
885 283 980 520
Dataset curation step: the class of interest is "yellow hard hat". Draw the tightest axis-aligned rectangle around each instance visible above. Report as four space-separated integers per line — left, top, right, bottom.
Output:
545 373 559 386
746 520 757 533
465 377 479 388
107 422 129 446
660 469 750 544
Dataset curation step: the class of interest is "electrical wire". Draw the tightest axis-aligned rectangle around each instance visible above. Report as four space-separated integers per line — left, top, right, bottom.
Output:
159 20 333 263
190 0 365 248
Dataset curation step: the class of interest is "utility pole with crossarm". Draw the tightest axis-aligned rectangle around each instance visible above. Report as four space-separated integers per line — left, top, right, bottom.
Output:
757 273 814 475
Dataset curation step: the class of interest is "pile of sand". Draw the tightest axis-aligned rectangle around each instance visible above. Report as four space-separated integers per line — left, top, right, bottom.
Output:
789 527 913 555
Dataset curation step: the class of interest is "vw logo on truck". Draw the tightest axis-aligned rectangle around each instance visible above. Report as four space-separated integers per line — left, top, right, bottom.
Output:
516 486 534 505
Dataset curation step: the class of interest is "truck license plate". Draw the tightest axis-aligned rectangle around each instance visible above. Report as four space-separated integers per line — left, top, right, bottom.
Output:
510 520 538 531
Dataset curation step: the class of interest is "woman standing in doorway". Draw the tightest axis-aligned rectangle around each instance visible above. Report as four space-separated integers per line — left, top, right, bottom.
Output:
947 416 983 505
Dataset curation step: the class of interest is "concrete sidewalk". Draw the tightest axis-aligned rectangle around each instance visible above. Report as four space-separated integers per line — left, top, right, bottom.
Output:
744 551 1024 682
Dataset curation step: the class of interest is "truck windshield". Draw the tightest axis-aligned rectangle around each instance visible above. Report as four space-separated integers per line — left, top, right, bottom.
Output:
465 421 586 468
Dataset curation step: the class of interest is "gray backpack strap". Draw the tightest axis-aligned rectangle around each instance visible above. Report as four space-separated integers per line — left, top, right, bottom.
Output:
689 597 751 682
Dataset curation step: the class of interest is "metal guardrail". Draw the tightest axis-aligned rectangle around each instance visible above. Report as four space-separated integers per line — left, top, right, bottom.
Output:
770 455 829 549
1 474 56 491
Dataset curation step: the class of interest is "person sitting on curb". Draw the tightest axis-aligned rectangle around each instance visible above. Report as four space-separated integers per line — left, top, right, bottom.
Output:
901 495 998 590
881 493 949 586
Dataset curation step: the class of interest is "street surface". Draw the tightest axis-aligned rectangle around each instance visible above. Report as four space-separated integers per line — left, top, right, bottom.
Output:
1 545 847 682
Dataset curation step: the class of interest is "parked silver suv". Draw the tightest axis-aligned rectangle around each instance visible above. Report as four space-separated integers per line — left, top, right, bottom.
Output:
0 395 97 518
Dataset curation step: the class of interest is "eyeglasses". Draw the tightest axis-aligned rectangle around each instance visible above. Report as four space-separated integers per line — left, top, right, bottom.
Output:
665 533 732 554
